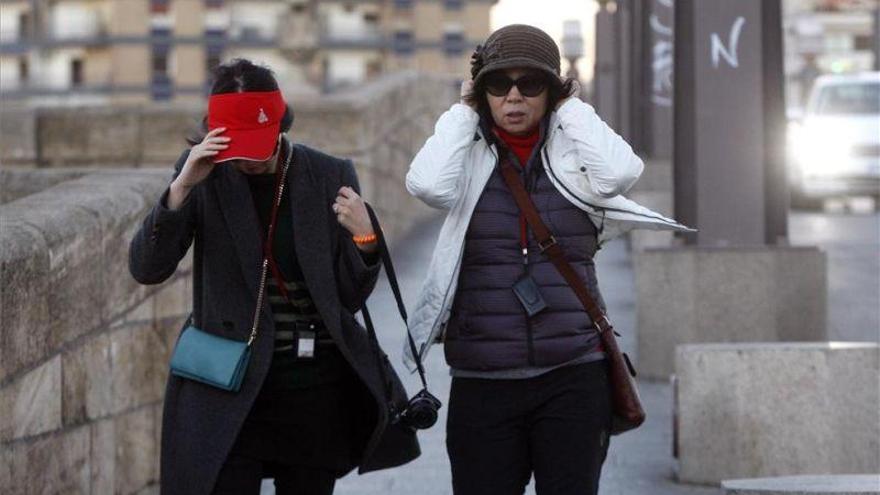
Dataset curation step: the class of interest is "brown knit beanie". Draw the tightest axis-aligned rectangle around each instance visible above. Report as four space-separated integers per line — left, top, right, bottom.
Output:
470 24 561 86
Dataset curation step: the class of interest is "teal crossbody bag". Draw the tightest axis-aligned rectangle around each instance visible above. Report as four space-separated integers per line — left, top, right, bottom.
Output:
169 318 254 392
169 143 291 392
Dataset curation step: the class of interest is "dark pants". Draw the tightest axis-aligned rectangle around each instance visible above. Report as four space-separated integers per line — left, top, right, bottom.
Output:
211 453 336 495
447 360 612 495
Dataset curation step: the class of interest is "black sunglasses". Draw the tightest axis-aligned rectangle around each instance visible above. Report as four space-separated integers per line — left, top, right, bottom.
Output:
484 73 549 98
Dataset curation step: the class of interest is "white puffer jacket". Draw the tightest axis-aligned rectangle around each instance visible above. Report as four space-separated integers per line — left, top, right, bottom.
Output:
402 98 693 371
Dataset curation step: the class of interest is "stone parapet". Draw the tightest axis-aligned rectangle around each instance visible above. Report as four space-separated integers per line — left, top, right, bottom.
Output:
0 169 186 494
0 71 453 240
634 245 828 379
675 343 880 485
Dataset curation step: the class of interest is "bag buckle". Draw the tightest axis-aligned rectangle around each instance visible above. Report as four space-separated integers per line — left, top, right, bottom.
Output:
594 314 613 334
538 235 557 253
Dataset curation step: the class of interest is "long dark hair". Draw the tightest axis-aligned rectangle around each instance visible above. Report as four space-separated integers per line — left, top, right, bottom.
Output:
463 71 577 126
187 58 294 145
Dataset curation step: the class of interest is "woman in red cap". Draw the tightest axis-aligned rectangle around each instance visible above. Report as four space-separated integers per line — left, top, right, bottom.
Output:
129 59 419 495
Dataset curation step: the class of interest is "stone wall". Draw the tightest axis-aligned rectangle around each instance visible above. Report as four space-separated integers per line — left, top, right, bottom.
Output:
0 70 457 239
0 169 187 494
0 71 456 494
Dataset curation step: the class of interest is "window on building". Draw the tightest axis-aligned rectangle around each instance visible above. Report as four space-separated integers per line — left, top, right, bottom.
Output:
366 59 382 79
364 12 380 24
151 49 172 100
444 0 463 10
204 0 224 9
18 12 31 40
205 27 226 44
152 50 168 75
854 34 874 51
443 31 464 56
150 0 170 14
394 0 413 9
393 31 414 55
205 52 221 94
151 26 172 39
70 59 83 87
18 57 28 83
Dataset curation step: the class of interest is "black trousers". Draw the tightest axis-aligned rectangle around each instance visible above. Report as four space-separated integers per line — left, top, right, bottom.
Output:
210 453 336 495
446 360 613 495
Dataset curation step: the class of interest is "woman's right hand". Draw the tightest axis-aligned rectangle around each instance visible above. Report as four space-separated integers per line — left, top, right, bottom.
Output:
168 127 230 210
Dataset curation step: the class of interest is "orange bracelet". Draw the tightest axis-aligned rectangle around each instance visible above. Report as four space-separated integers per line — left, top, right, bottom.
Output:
353 233 377 245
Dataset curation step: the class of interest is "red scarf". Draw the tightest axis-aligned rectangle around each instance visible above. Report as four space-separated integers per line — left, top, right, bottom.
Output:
494 125 540 168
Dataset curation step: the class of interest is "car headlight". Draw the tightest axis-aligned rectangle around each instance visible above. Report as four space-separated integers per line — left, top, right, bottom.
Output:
789 124 853 176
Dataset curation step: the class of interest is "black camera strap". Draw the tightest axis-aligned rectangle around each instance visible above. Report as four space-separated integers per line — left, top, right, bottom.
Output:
342 203 432 406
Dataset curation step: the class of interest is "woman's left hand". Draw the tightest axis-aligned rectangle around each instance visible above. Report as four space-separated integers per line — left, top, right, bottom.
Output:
333 186 376 251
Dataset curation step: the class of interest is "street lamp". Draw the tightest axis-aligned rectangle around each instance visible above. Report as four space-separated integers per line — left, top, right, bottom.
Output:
561 20 584 81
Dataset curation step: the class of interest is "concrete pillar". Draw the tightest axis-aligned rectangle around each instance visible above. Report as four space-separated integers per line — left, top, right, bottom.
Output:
647 0 674 160
635 246 827 379
594 5 618 128
675 343 880 484
616 0 633 145
673 0 788 246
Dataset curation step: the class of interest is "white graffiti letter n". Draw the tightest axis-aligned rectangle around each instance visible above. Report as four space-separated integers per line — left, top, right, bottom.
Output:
711 16 745 69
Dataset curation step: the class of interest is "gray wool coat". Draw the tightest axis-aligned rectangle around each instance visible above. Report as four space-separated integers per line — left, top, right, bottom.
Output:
129 142 420 495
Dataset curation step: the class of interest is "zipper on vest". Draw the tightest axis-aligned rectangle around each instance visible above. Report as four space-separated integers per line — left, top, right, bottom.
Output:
520 162 537 366
523 246 536 366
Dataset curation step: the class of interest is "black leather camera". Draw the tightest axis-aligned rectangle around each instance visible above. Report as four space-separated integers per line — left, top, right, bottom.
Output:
396 389 442 430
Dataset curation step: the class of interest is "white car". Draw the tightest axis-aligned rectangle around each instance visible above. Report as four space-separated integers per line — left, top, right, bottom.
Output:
788 72 880 206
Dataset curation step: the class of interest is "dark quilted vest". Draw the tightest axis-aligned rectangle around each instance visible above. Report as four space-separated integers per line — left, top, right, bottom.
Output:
444 140 607 371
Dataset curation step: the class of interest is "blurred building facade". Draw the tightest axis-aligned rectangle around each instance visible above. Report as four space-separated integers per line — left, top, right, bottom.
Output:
0 0 495 104
784 0 880 108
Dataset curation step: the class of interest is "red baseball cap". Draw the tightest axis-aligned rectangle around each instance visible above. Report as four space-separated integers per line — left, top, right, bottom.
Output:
207 89 287 163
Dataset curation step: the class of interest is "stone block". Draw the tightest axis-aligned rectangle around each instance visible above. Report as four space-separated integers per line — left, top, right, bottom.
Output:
114 406 160 494
0 168 88 205
722 475 880 494
7 424 91 494
98 185 158 323
0 436 13 494
0 219 50 382
62 333 113 425
110 323 168 412
90 417 116 495
124 295 156 325
156 315 187 364
153 275 190 321
0 105 37 165
139 105 201 166
628 189 676 251
630 158 673 193
4 184 108 349
38 106 141 166
42 208 105 348
676 343 880 484
0 355 62 441
635 246 828 379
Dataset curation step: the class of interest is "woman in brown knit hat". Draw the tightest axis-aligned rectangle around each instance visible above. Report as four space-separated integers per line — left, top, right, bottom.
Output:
404 24 691 495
